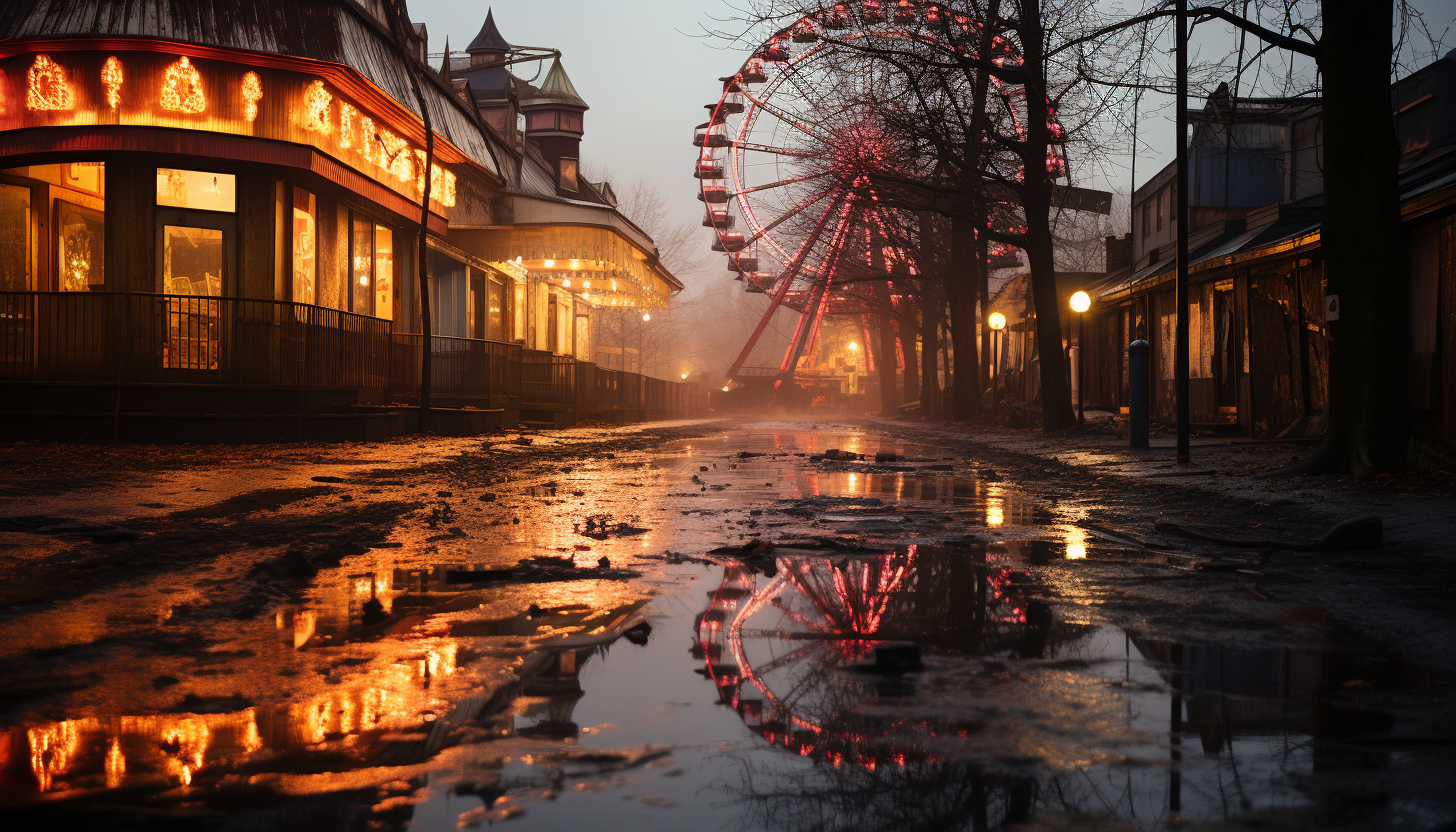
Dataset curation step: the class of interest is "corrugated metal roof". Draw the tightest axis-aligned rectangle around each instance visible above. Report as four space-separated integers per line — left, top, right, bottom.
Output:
0 0 500 178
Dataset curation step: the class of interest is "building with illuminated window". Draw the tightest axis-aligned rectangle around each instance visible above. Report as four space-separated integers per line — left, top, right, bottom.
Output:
0 1 688 440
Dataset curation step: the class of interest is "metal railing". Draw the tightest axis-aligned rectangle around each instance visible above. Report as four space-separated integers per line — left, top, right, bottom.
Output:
521 349 577 410
1 291 705 422
1 291 389 389
389 333 521 409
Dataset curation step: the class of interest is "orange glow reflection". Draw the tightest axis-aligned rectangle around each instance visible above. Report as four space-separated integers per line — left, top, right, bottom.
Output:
105 737 126 788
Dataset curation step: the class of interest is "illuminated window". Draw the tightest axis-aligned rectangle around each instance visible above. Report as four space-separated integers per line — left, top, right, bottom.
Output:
156 169 235 212
374 225 394 321
101 57 123 109
0 184 31 291
26 55 75 111
56 201 103 292
292 189 316 304
559 157 578 193
350 213 372 315
241 72 262 122
160 56 206 114
304 80 332 134
160 225 222 369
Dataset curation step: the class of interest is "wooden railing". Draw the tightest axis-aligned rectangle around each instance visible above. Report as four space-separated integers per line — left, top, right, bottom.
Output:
1 291 704 421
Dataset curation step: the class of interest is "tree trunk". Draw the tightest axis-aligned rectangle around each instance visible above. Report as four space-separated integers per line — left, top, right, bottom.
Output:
1016 0 1076 431
920 290 942 419
878 313 899 415
948 214 983 419
900 318 920 407
1298 0 1408 472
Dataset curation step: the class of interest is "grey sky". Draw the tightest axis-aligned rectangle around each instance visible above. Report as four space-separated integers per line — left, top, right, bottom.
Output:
407 1 1454 268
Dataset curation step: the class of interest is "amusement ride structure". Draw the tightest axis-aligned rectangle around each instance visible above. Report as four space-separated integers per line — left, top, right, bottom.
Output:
695 1 1073 393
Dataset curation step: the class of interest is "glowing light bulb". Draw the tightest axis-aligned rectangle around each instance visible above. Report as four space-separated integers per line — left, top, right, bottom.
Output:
241 72 262 122
642 313 651 322
847 341 858 351
562 278 571 288
101 56 123 109
988 312 1006 331
722 386 731 392
681 372 689 379
1070 290 1091 313
160 56 206 114
544 259 555 268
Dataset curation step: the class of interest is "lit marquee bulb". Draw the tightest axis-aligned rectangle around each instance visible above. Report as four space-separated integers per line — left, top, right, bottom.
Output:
101 56 123 109
242 72 262 122
26 54 75 111
159 56 206 114
303 80 332 134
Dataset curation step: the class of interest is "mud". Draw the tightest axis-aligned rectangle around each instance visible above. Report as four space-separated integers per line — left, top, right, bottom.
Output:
0 420 1453 831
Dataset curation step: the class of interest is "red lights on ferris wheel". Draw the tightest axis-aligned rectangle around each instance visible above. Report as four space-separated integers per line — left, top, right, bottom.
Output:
823 5 852 29
894 0 917 24
760 36 791 62
861 0 885 23
791 20 818 43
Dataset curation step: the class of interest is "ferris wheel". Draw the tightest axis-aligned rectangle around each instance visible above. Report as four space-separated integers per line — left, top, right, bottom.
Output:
696 1 1064 386
693 548 1044 769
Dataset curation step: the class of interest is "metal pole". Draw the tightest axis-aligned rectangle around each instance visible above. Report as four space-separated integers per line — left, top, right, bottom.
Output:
1129 339 1150 448
1175 0 1191 463
1078 312 1085 424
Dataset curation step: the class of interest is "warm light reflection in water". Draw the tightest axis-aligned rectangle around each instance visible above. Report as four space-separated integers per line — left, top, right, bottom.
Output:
1064 528 1088 559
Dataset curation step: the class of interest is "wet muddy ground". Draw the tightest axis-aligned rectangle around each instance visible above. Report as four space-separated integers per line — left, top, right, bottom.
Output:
1 421 1454 831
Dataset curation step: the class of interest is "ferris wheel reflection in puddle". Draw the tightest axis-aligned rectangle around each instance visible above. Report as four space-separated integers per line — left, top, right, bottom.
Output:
693 542 1051 770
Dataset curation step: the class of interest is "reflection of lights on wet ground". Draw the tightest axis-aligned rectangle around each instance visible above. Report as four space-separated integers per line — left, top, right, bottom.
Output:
1065 528 1088 559
105 737 125 788
846 473 858 494
986 499 1005 527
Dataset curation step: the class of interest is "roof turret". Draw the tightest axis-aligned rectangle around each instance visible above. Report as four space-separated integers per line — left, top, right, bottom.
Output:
467 9 510 53
521 58 588 110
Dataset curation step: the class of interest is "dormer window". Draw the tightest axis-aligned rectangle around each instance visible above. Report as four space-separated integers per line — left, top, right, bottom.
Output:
559 157 579 193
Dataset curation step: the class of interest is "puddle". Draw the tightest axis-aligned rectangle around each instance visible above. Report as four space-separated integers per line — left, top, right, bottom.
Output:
2 427 1453 830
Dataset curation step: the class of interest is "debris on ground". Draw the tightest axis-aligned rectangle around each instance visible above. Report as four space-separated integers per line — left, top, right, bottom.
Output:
576 514 651 540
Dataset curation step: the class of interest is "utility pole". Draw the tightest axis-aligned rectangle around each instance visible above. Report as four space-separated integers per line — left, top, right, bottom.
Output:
1175 0 1191 463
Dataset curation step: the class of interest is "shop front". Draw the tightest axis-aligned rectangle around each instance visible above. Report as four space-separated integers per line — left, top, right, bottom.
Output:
0 41 493 440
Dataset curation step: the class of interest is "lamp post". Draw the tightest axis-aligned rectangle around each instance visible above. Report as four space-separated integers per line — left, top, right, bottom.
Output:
987 312 1006 403
1070 291 1090 424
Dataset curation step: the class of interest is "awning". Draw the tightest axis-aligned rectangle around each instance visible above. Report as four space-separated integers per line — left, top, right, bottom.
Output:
451 225 677 309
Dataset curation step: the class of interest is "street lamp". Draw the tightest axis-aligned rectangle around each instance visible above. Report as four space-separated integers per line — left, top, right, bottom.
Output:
987 312 1006 389
847 341 858 351
642 312 651 322
1069 291 1091 423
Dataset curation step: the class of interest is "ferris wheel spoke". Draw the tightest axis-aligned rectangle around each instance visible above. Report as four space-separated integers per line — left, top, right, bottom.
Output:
735 141 819 159
744 187 839 248
735 172 829 198
743 93 832 145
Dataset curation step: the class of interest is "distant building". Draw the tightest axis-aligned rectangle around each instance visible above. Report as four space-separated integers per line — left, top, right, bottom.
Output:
1076 53 1456 444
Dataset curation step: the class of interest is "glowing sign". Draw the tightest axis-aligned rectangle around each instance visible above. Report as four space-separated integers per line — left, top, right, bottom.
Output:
339 103 356 148
101 56 123 109
27 55 74 111
160 56 205 114
241 71 262 122
303 80 332 134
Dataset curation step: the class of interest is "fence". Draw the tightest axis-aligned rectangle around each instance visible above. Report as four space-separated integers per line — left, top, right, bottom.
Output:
1 291 703 423
0 291 390 389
